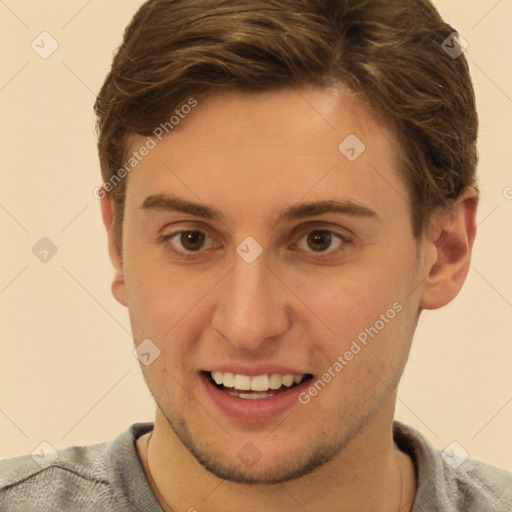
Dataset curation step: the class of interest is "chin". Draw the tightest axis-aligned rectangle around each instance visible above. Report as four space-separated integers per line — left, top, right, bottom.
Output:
156 399 359 485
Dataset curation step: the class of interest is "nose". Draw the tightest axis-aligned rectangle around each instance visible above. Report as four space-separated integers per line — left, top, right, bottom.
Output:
211 253 291 351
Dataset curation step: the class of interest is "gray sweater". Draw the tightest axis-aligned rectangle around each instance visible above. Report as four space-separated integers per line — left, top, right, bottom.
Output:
1 421 511 511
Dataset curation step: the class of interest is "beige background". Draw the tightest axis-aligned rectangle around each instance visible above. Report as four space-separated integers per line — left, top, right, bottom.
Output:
1 0 511 471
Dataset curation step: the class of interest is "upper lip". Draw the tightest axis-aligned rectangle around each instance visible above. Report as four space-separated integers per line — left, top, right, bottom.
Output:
203 364 311 377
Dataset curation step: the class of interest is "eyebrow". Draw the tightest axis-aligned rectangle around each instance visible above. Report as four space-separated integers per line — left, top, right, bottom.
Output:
277 199 378 222
140 193 379 224
141 194 224 219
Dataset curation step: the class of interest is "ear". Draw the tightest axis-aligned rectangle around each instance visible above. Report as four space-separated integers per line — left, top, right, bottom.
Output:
100 191 127 307
420 187 478 310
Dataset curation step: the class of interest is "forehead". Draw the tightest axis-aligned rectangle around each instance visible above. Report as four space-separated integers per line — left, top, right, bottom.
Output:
124 87 409 228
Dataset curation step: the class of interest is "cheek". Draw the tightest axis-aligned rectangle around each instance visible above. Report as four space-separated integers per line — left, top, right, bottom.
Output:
123 246 220 366
290 262 414 339
124 263 210 403
286 246 420 378
126 273 204 338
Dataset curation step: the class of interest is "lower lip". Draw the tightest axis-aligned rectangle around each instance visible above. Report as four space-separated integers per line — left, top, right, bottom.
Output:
201 373 312 423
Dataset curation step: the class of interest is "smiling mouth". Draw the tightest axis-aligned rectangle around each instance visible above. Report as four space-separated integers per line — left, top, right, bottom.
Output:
203 371 314 399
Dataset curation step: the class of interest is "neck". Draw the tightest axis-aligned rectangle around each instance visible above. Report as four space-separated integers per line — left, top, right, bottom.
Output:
138 401 416 512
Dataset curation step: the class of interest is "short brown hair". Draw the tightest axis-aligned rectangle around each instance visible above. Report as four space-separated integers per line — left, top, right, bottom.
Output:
95 0 478 244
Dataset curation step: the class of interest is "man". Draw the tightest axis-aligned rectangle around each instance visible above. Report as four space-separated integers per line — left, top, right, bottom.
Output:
1 0 511 510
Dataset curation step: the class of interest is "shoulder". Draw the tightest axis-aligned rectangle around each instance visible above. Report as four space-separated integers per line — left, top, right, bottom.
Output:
393 421 512 512
444 457 512 511
0 423 155 512
0 440 112 511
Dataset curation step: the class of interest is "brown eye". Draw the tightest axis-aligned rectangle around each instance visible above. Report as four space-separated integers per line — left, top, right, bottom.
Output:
295 228 349 257
160 230 217 259
306 230 333 252
180 231 206 251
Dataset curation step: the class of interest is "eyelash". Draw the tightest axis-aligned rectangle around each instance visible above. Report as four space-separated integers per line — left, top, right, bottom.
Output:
158 228 352 260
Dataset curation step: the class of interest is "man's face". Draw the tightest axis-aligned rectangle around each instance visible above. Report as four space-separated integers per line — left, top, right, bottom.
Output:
118 87 432 483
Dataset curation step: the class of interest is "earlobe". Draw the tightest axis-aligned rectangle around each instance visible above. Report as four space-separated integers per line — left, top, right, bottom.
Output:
100 191 128 307
419 187 478 310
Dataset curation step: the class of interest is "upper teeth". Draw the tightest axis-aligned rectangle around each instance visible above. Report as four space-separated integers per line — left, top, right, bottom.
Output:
211 372 305 391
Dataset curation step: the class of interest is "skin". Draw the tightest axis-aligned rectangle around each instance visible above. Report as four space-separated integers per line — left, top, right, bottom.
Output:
101 87 477 511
